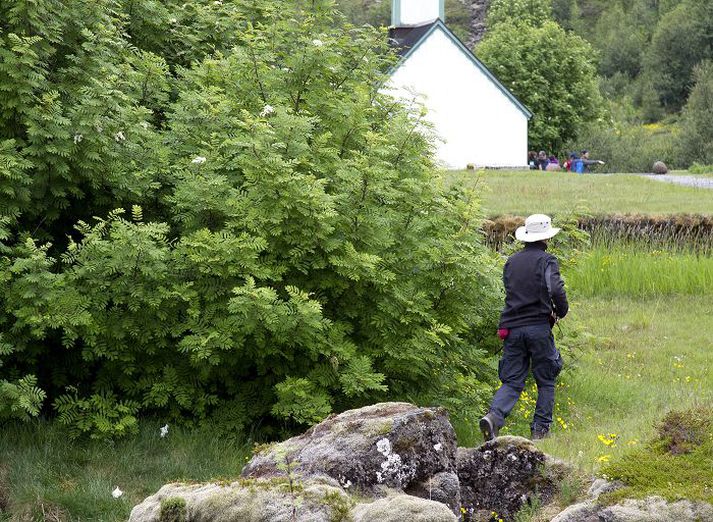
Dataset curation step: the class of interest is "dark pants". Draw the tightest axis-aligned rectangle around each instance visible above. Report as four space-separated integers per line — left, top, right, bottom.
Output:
489 323 563 430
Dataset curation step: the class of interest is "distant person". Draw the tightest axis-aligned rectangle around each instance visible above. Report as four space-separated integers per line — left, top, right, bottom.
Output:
480 214 569 442
574 150 605 174
563 153 578 172
546 155 561 171
537 150 549 170
528 151 538 170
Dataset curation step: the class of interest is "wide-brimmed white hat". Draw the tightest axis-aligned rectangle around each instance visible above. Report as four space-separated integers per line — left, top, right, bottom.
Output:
515 214 560 242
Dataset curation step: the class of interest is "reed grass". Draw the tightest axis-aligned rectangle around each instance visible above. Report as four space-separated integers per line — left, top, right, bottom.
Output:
568 245 713 296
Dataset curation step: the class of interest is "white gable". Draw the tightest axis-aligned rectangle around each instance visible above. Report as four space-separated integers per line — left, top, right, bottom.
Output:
386 26 529 169
393 0 444 26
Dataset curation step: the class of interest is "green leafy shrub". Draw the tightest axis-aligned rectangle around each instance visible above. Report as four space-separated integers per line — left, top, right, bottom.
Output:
0 375 46 421
567 120 681 173
0 0 501 438
689 163 713 174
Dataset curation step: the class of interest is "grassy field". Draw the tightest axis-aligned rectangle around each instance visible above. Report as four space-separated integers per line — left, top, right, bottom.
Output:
536 296 712 469
449 170 713 216
0 421 251 521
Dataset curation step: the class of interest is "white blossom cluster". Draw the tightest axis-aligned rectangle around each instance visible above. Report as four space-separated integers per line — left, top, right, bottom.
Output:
374 438 415 486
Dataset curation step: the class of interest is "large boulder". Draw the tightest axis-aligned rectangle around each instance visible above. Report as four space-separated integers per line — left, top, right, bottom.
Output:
457 436 562 520
241 402 457 501
652 161 668 174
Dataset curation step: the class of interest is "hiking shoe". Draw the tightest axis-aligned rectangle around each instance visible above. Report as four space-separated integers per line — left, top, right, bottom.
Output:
530 426 550 440
479 413 499 442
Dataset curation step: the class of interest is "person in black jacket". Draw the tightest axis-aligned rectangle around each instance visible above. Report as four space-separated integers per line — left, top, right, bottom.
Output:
480 214 569 441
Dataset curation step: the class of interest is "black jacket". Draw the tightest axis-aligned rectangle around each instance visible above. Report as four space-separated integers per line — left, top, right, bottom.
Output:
499 242 569 328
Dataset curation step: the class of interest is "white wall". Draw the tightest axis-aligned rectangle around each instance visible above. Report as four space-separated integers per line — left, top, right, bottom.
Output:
386 27 529 169
398 0 441 25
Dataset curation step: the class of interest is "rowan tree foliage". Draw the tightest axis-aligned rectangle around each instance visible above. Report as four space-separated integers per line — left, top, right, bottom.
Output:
0 0 501 438
476 18 603 152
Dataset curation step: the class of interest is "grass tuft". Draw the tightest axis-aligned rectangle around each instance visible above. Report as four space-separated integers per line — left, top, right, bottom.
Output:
602 407 713 504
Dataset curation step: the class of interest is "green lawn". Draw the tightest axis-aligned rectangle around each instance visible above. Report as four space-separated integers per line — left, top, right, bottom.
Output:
447 170 713 216
531 295 713 501
0 421 251 521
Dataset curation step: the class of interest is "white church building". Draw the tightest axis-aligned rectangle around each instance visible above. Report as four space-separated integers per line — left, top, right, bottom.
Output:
386 0 531 169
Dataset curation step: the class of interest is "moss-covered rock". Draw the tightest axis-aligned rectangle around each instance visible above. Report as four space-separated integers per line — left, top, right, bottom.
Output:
352 494 457 522
457 436 560 520
129 477 354 522
241 403 457 503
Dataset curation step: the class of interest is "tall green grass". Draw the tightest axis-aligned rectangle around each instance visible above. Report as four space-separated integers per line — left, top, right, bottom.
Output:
569 245 713 296
0 420 251 521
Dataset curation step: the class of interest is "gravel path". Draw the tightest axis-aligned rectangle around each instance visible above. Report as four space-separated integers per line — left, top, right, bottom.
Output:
640 174 713 189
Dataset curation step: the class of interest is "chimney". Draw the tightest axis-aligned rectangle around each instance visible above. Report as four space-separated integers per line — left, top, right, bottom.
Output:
391 0 445 27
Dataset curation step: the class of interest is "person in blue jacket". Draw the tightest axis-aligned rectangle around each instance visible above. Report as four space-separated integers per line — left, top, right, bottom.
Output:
573 150 605 174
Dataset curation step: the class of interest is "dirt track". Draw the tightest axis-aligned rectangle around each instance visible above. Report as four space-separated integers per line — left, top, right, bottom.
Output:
641 174 713 189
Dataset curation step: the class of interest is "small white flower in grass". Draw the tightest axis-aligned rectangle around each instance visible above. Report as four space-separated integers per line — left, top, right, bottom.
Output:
214 0 222 4
114 131 126 142
260 104 275 117
160 424 169 438
169 18 178 24
312 39 324 47
192 156 207 165
112 486 123 498
433 443 442 452
73 133 83 144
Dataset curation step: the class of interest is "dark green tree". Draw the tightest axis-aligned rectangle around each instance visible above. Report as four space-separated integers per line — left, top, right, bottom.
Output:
476 19 603 152
679 61 713 165
643 0 713 112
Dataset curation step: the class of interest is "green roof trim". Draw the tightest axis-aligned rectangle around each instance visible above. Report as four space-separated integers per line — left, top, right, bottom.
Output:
389 20 533 120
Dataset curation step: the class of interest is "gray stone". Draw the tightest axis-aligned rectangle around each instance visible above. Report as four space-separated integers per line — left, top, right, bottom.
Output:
457 436 559 519
551 496 713 522
352 494 458 522
128 476 353 522
587 478 625 499
405 471 461 513
652 161 668 174
241 402 457 501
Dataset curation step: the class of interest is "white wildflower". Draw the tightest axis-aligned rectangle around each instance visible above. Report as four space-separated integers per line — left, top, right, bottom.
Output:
114 131 126 142
192 156 207 165
376 438 391 455
112 486 123 498
160 424 169 438
260 104 275 117
312 39 324 47
214 0 222 4
433 443 442 452
73 133 83 144
169 18 178 24
140 121 150 130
